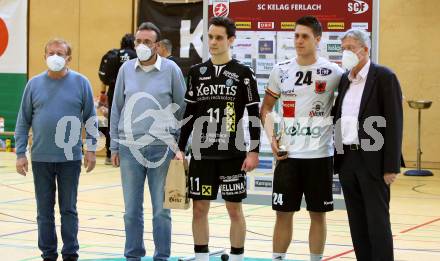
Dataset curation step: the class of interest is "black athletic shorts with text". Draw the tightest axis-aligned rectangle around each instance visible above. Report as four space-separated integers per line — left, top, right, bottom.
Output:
272 157 334 212
188 157 247 202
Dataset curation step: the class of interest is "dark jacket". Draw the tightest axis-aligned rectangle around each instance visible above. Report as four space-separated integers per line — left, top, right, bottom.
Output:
333 62 403 179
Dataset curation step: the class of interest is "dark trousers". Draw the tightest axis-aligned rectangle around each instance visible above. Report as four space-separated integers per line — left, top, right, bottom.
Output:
103 91 113 158
102 123 111 158
339 150 394 261
32 161 81 260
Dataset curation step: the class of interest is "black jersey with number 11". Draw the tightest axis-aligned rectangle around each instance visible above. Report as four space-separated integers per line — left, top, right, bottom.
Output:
184 59 260 159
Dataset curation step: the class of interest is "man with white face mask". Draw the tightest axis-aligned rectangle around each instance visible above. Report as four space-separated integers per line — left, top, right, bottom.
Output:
15 38 98 261
110 22 186 261
333 29 403 260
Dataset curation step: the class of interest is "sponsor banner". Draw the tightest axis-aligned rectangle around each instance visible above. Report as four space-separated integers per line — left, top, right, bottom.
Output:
258 40 274 54
256 156 273 170
257 78 268 94
253 176 273 192
276 32 296 62
205 1 374 199
327 22 345 30
327 43 342 53
280 22 295 30
233 38 254 57
256 58 275 75
138 0 203 76
333 176 343 196
0 0 27 73
351 22 369 30
235 21 252 29
257 21 275 30
208 0 373 32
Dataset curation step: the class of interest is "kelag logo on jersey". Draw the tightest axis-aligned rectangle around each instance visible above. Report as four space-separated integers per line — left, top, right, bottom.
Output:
316 67 332 76
284 123 322 138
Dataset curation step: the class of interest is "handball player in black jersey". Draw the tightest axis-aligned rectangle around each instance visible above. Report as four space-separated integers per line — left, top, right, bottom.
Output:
175 17 261 261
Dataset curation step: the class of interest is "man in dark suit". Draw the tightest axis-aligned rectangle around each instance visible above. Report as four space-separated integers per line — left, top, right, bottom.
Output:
333 29 403 261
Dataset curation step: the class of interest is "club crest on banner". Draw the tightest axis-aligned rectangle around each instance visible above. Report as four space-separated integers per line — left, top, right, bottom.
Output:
213 0 229 17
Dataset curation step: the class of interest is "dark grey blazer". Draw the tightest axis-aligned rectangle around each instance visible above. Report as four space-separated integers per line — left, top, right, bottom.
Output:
333 62 403 178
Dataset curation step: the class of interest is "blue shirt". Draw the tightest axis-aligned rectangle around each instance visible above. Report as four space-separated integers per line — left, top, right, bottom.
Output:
15 70 97 162
110 55 186 153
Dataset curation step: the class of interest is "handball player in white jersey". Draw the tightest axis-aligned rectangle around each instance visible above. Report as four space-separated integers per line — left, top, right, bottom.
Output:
260 16 343 261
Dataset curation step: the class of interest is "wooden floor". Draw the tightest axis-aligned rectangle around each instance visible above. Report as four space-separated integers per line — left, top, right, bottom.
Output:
0 151 439 261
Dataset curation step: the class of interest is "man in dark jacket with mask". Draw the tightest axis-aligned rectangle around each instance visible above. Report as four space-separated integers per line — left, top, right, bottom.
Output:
333 29 403 261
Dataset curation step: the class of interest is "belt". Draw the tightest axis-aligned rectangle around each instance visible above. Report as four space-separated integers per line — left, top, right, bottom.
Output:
343 144 361 151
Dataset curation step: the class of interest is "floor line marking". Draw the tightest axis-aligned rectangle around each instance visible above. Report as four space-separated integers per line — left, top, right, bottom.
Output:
323 216 440 260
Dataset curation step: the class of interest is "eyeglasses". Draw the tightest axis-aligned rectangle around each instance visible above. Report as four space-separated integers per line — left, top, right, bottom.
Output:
340 44 364 53
134 39 157 47
46 52 68 57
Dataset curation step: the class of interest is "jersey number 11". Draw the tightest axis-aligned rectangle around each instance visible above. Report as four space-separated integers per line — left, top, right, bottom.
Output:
207 108 220 123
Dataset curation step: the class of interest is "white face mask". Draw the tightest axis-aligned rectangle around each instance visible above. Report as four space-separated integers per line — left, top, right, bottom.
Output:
46 54 66 72
136 44 152 61
341 50 360 71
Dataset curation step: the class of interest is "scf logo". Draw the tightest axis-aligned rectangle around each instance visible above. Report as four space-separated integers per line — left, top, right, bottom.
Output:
348 0 369 15
0 18 9 57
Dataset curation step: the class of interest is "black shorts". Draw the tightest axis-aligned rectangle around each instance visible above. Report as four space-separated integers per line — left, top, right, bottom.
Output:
188 157 247 202
272 157 334 212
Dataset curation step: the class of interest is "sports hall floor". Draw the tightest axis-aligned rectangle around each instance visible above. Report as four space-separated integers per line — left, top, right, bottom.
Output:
0 152 439 261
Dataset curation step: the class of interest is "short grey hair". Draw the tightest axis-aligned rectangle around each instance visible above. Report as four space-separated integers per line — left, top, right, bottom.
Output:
45 38 72 56
340 29 371 50
159 39 173 53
